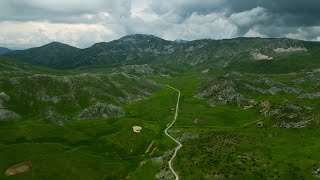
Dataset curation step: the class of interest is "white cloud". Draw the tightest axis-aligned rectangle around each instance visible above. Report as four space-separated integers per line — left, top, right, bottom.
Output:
24 0 106 13
284 28 308 40
163 12 238 40
230 7 270 27
0 21 118 49
0 0 319 48
244 28 266 38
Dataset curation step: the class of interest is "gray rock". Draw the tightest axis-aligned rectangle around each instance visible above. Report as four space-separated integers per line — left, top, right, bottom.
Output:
0 109 21 121
256 121 264 127
279 120 310 128
76 103 125 120
299 92 320 99
0 92 10 101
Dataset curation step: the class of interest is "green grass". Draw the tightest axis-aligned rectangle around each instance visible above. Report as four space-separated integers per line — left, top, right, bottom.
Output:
1 58 320 179
149 72 320 179
227 50 320 74
0 84 179 179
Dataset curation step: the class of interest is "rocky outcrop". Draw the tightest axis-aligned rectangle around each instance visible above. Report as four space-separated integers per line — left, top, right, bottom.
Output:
0 109 21 121
196 78 250 107
197 71 320 128
0 92 21 121
274 47 307 53
252 53 273 60
76 103 125 120
4 72 160 123
115 64 176 78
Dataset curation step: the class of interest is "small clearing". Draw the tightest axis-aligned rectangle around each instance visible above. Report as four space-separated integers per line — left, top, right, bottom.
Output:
132 126 142 133
5 162 33 176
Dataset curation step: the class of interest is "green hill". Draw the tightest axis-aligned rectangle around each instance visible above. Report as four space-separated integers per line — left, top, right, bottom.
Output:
1 35 320 179
5 42 80 69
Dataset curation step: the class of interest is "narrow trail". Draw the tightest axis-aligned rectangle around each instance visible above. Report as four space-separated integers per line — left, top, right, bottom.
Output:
165 85 182 180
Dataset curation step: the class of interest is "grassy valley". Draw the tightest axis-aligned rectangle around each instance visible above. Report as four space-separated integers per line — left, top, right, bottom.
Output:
1 36 320 179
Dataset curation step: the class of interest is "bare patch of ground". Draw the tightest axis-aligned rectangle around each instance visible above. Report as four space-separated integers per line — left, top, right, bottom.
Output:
140 160 147 167
150 147 158 155
4 162 33 176
145 140 154 153
132 126 142 133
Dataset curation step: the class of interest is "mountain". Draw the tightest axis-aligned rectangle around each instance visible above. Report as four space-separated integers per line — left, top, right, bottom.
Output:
6 34 320 70
72 34 173 67
0 47 11 54
5 42 80 69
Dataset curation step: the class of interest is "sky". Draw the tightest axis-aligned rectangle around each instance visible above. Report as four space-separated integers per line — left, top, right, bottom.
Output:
0 0 320 49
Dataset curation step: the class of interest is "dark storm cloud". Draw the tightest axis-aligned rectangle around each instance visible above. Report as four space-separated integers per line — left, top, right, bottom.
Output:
0 0 132 23
0 0 319 49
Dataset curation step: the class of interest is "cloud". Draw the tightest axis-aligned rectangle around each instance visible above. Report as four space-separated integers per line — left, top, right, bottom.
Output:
163 12 238 40
244 29 266 38
229 7 270 27
0 0 319 48
0 21 118 49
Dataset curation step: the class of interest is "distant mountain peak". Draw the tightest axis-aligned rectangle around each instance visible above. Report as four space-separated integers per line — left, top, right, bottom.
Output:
174 39 189 43
0 47 11 54
120 34 159 39
118 34 165 43
42 41 77 49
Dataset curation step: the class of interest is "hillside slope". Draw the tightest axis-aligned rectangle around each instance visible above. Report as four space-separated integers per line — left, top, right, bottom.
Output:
5 42 80 69
5 35 320 70
0 57 161 123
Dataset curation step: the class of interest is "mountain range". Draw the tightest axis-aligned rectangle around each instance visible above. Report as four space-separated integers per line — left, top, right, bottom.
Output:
4 34 320 70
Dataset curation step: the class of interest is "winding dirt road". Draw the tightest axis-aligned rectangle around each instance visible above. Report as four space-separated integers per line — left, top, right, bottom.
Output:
165 85 182 180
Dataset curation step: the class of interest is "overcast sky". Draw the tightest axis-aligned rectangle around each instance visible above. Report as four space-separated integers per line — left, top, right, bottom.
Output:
0 0 319 49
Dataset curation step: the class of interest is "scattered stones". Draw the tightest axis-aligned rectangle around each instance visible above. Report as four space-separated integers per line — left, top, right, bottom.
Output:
177 133 199 142
274 47 307 53
197 71 320 129
76 103 125 120
155 169 174 179
299 92 320 99
312 167 320 178
279 120 311 129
